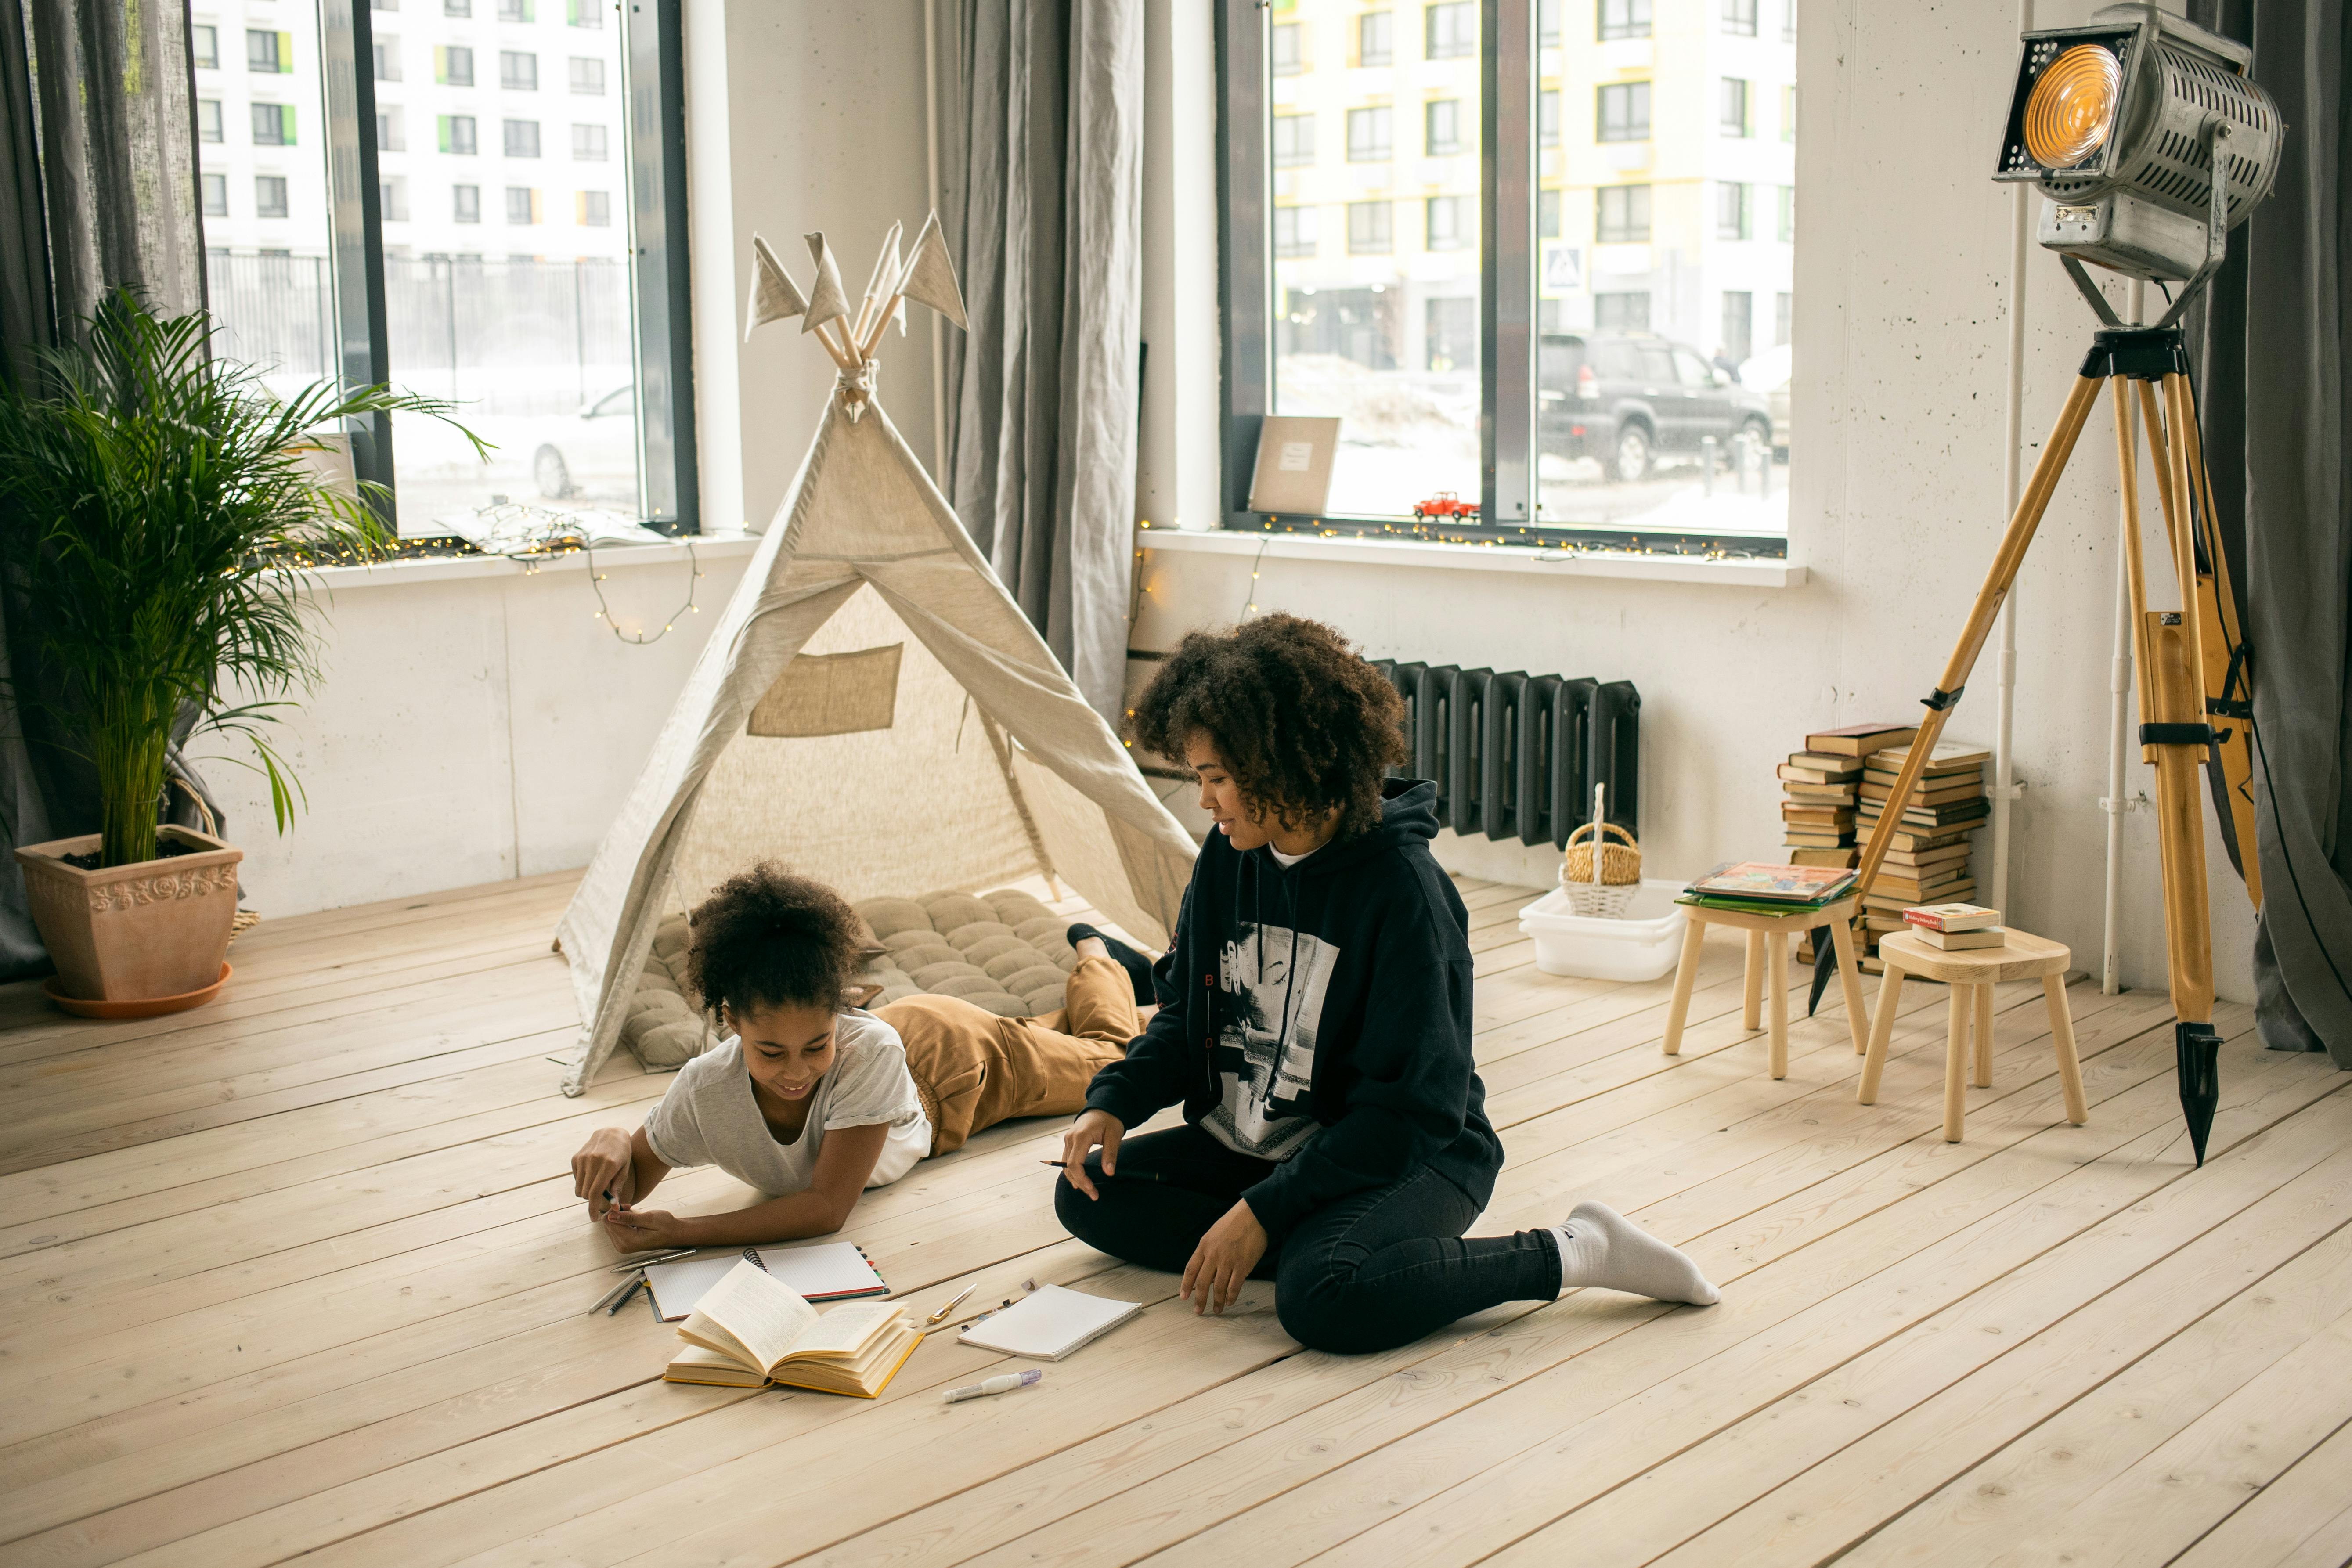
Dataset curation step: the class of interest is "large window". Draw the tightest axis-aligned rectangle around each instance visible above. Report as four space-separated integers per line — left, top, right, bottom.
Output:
1221 0 1797 551
1259 1 1481 516
196 0 697 531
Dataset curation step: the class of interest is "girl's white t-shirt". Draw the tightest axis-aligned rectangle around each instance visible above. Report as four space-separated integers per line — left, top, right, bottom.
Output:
641 1009 930 1194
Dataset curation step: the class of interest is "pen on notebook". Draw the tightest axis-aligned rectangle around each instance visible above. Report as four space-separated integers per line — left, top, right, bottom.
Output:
943 1369 1042 1404
926 1283 978 1325
609 1248 694 1272
605 1276 645 1316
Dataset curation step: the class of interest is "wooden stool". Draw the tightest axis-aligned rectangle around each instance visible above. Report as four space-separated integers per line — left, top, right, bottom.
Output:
1660 895 1869 1079
1858 928 2088 1142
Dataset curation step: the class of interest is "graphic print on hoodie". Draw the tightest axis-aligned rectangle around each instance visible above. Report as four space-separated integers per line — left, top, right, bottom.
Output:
1202 923 1336 1161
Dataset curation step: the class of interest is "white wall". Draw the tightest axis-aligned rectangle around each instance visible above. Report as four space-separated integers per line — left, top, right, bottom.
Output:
689 0 944 533
1129 0 2254 1002
185 544 757 918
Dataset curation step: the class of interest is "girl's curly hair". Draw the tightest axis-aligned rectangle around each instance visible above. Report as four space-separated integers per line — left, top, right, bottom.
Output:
685 863 866 1017
1131 612 1409 841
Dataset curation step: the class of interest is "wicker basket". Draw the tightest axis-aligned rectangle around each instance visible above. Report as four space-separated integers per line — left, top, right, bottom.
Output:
1559 822 1643 917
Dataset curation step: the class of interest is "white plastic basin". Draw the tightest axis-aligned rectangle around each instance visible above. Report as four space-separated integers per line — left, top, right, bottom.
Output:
1517 878 1688 982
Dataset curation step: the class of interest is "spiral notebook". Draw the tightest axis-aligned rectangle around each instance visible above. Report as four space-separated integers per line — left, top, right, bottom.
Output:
955 1284 1141 1361
642 1242 888 1322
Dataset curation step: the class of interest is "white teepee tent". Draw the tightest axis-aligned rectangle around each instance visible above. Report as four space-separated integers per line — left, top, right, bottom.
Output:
554 217 1196 1096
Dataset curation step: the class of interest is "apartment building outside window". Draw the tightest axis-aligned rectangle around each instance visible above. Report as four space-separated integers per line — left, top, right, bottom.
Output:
1356 11 1392 66
1722 0 1758 37
1425 99 1464 156
1426 195 1471 251
1596 184 1651 243
1597 81 1649 141
250 103 295 145
503 119 541 158
1598 0 1651 40
500 50 537 90
1347 200 1392 254
1273 206 1319 258
1717 180 1750 239
1425 3 1473 59
1721 78 1752 136
1346 106 1392 162
1273 113 1317 166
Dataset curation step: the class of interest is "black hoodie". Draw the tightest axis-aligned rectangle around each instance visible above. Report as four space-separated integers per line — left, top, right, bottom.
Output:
1084 778 1505 1240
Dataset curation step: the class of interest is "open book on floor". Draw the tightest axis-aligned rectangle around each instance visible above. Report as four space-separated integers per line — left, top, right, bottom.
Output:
663 1260 921 1396
643 1240 888 1321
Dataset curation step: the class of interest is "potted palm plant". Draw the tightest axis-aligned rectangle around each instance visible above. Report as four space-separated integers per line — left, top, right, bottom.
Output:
0 291 478 1015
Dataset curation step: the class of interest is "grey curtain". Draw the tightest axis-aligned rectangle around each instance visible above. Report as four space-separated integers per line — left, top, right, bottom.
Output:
2188 0 2352 1063
940 0 1145 724
0 0 210 980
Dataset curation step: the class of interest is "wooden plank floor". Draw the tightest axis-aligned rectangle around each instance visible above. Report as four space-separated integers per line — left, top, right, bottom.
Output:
4 871 2349 1568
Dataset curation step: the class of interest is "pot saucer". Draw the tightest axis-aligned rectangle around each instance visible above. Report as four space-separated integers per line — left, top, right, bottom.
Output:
44 961 233 1019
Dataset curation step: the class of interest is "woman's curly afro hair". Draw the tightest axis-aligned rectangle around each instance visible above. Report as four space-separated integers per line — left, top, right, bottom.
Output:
685 862 867 1018
1130 611 1408 841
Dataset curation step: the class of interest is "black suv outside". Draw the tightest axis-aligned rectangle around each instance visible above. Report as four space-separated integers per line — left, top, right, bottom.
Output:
1537 332 1774 483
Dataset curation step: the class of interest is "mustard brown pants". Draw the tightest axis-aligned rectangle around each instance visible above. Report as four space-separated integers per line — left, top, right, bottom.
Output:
877 954 1138 1156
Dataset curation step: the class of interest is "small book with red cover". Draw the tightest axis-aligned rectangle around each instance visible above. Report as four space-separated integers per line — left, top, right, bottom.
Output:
1903 902 2000 933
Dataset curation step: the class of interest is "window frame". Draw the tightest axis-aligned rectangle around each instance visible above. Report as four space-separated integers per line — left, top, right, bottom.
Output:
1212 0 1784 558
310 0 697 530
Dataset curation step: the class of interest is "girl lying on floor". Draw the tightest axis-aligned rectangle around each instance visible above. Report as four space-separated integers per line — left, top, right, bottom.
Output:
1054 612 1721 1356
569 864 1154 1250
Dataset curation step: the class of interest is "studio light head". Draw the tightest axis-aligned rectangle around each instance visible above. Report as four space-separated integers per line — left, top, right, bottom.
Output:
1994 2 2281 283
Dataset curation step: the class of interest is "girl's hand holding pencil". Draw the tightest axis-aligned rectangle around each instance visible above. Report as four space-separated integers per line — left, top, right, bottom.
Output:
1054 1109 1125 1200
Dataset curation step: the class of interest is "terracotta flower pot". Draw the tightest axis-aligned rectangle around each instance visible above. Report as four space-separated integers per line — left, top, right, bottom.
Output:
14 826 242 1003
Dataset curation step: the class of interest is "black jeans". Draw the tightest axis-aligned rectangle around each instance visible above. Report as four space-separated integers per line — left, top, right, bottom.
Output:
1053 1123 1561 1355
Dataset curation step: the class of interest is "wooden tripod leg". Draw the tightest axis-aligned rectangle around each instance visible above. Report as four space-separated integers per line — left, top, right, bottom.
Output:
2145 616 2218 1026
1742 930 1765 1031
1851 375 2107 902
2165 372 2265 908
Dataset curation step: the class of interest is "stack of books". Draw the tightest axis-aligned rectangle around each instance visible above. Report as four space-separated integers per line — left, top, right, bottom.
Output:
1850 741 1992 970
1780 723 1917 872
1678 861 1859 915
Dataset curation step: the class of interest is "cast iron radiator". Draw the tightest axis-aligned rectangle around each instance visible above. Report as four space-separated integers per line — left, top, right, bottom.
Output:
1369 661 1639 848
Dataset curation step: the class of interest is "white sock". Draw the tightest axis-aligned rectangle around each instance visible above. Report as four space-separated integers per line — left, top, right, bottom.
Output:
1548 1201 1720 1306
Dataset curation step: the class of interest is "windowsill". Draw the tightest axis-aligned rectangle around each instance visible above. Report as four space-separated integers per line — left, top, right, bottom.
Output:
1136 527 1807 588
297 530 762 591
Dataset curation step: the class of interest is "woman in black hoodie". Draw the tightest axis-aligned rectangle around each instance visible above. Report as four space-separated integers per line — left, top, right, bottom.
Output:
1055 614 1718 1355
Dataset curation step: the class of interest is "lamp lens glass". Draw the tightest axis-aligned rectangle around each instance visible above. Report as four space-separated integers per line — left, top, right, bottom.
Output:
2024 44 2122 168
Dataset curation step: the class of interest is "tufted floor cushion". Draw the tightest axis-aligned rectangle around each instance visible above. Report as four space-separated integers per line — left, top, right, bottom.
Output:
619 886 1082 1071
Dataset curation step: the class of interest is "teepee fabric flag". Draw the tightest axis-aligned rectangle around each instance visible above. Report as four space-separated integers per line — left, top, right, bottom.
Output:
744 235 809 340
897 211 968 332
801 231 851 337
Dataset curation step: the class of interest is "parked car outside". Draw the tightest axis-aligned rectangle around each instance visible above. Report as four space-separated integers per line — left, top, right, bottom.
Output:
1537 332 1774 483
1740 342 1793 460
533 384 638 500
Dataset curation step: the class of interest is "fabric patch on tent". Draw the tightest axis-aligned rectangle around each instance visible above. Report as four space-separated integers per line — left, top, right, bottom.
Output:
746 644 905 738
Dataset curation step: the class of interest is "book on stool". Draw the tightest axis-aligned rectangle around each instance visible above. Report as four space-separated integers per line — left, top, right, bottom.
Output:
1904 902 2004 951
